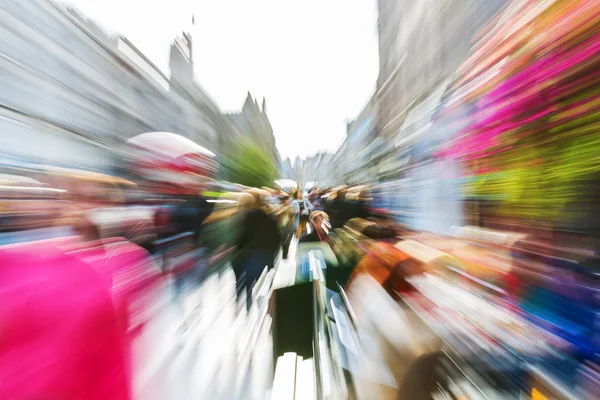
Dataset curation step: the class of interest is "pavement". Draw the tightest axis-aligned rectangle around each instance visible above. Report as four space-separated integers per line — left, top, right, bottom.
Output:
132 241 298 400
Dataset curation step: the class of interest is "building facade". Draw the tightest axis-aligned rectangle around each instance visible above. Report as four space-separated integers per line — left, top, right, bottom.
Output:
279 157 294 180
375 0 508 141
371 0 510 233
340 97 379 185
294 152 336 189
0 0 238 173
225 93 278 166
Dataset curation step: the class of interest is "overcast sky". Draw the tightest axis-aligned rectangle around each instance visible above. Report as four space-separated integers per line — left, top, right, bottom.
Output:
64 0 379 160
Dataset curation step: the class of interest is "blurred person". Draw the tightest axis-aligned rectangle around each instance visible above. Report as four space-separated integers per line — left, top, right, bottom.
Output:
395 351 446 400
324 190 333 216
0 247 130 400
63 232 163 388
299 211 330 243
346 241 423 298
167 179 215 241
233 190 281 311
356 187 371 219
358 218 397 240
312 188 328 211
166 180 215 298
199 192 247 266
342 186 370 223
292 189 301 234
329 187 349 229
0 172 85 244
346 273 441 400
329 228 367 269
278 192 299 260
40 169 147 243
295 189 310 238
60 206 163 395
297 202 309 238
82 181 158 249
71 214 102 242
307 187 318 204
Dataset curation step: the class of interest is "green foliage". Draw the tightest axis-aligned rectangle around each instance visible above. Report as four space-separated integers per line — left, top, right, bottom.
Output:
464 133 600 224
220 139 277 188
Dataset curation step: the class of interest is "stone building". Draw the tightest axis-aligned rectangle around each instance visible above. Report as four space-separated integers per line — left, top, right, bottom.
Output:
371 0 509 233
296 152 336 188
279 157 294 180
225 93 278 166
0 0 238 173
375 0 508 140
337 97 379 185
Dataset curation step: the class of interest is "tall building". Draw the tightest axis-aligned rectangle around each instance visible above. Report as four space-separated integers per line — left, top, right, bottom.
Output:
337 97 379 184
297 152 336 188
0 0 238 172
166 30 240 154
292 156 303 183
225 93 278 165
375 0 508 140
279 157 294 180
373 0 508 232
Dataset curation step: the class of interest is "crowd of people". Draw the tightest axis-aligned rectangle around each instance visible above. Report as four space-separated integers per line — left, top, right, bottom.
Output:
307 185 371 228
0 132 312 398
1 143 426 396
12 139 597 400
4 157 600 399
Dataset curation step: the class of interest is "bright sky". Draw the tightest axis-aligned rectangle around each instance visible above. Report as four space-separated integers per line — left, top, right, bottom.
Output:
64 0 379 160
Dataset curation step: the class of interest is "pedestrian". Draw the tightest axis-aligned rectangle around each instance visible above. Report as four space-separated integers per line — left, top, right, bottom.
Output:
163 182 215 300
355 187 371 220
277 192 299 260
299 211 330 243
0 248 130 400
233 190 281 311
330 187 349 229
171 185 214 242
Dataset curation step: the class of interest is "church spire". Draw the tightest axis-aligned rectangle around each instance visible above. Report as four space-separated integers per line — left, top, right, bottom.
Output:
244 91 253 106
242 91 255 113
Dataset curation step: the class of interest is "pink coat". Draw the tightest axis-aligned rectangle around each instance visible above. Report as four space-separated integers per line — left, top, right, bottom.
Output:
0 246 130 399
63 239 162 334
63 239 164 395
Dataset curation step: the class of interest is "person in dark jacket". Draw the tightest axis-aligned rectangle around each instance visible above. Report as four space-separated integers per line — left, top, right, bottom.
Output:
330 188 348 229
160 191 215 300
172 194 215 241
233 191 281 311
354 188 371 220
